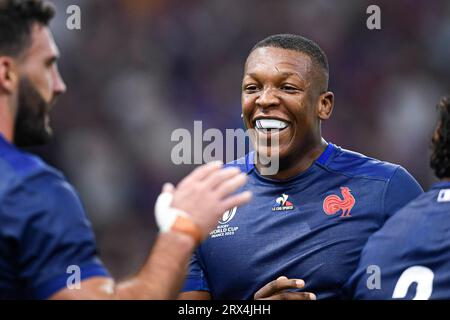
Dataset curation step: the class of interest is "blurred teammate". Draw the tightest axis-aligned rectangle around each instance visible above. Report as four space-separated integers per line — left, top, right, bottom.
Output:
347 96 450 300
179 34 423 300
0 0 251 299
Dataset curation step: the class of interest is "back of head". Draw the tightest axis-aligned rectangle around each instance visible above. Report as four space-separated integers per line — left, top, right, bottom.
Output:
0 0 55 58
431 95 450 179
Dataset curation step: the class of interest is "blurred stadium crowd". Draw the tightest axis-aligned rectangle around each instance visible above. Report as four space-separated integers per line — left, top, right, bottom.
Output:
30 0 450 278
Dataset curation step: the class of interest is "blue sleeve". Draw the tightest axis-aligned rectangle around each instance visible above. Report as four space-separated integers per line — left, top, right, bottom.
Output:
181 250 210 292
383 166 423 220
1 171 109 299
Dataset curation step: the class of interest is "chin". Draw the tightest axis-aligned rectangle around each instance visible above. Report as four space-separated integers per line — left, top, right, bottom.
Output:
254 145 289 164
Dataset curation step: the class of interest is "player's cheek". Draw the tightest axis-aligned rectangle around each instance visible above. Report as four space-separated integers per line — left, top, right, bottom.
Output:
241 99 254 125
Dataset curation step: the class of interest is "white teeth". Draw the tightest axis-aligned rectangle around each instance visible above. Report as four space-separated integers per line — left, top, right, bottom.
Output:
255 119 288 130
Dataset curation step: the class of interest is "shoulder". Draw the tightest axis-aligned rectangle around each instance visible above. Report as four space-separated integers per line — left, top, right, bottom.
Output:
0 142 79 223
323 144 423 217
0 140 63 191
359 188 444 262
0 153 90 250
355 189 445 282
323 144 401 182
388 186 450 222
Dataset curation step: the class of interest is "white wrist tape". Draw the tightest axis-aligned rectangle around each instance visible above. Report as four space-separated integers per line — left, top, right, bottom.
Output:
154 192 203 245
155 192 190 232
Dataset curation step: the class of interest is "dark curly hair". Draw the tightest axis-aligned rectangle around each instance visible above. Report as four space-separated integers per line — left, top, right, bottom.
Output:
430 95 450 179
0 0 55 57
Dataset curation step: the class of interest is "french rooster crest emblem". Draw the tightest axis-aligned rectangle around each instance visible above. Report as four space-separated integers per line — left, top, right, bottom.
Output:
323 187 356 218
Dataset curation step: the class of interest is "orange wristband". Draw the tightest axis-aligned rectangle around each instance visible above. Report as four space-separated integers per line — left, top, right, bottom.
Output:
171 215 203 245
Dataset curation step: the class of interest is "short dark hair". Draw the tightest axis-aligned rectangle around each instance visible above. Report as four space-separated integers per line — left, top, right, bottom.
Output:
431 95 450 179
0 0 55 57
251 34 329 74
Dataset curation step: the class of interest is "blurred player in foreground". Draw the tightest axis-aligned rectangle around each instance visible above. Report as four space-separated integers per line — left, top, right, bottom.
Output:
0 0 251 299
179 34 423 300
347 95 450 300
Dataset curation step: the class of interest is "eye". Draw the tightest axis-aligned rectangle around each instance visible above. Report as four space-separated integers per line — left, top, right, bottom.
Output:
45 57 58 68
243 84 260 93
281 84 300 92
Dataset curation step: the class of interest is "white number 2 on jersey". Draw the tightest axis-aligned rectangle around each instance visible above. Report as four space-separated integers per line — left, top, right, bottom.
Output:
392 266 434 300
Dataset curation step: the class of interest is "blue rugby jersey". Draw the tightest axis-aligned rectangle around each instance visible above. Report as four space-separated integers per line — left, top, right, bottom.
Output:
347 181 450 300
0 135 108 299
182 142 423 299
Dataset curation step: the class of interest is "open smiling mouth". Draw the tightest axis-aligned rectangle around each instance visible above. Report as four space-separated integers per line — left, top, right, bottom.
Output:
254 119 289 133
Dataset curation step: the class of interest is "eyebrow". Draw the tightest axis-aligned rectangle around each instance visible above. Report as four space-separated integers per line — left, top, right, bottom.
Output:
245 71 305 82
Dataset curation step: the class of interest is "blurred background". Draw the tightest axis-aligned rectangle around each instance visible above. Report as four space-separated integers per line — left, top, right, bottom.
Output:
30 0 450 279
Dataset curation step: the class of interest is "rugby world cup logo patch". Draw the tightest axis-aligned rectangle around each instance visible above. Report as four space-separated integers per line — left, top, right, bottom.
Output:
219 206 237 224
211 207 239 239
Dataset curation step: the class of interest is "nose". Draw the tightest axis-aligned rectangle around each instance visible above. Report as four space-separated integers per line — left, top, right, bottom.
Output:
256 87 280 109
53 68 67 96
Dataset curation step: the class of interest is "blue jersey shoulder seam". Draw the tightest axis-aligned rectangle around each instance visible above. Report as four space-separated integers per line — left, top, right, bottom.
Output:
316 161 400 183
380 165 402 224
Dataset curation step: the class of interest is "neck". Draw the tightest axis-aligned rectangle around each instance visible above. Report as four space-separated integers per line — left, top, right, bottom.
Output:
256 138 328 181
0 96 15 143
442 178 450 183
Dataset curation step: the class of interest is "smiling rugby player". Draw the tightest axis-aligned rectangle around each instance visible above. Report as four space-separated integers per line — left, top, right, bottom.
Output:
179 34 423 300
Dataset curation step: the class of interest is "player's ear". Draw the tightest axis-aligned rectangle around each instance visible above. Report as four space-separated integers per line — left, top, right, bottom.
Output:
0 56 18 95
317 91 334 121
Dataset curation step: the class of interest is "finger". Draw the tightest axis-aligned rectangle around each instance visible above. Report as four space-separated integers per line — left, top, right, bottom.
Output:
202 167 241 189
162 183 175 193
215 173 248 198
257 292 316 301
180 161 223 186
254 277 305 299
220 191 252 212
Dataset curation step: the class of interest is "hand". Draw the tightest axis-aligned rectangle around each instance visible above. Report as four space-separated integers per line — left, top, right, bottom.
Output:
254 276 316 300
164 161 252 237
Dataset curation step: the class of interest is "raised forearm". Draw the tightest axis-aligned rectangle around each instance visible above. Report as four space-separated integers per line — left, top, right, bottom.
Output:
114 231 196 299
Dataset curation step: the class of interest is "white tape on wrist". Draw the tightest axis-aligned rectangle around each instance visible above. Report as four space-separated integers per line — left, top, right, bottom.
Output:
155 192 180 231
154 191 202 243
